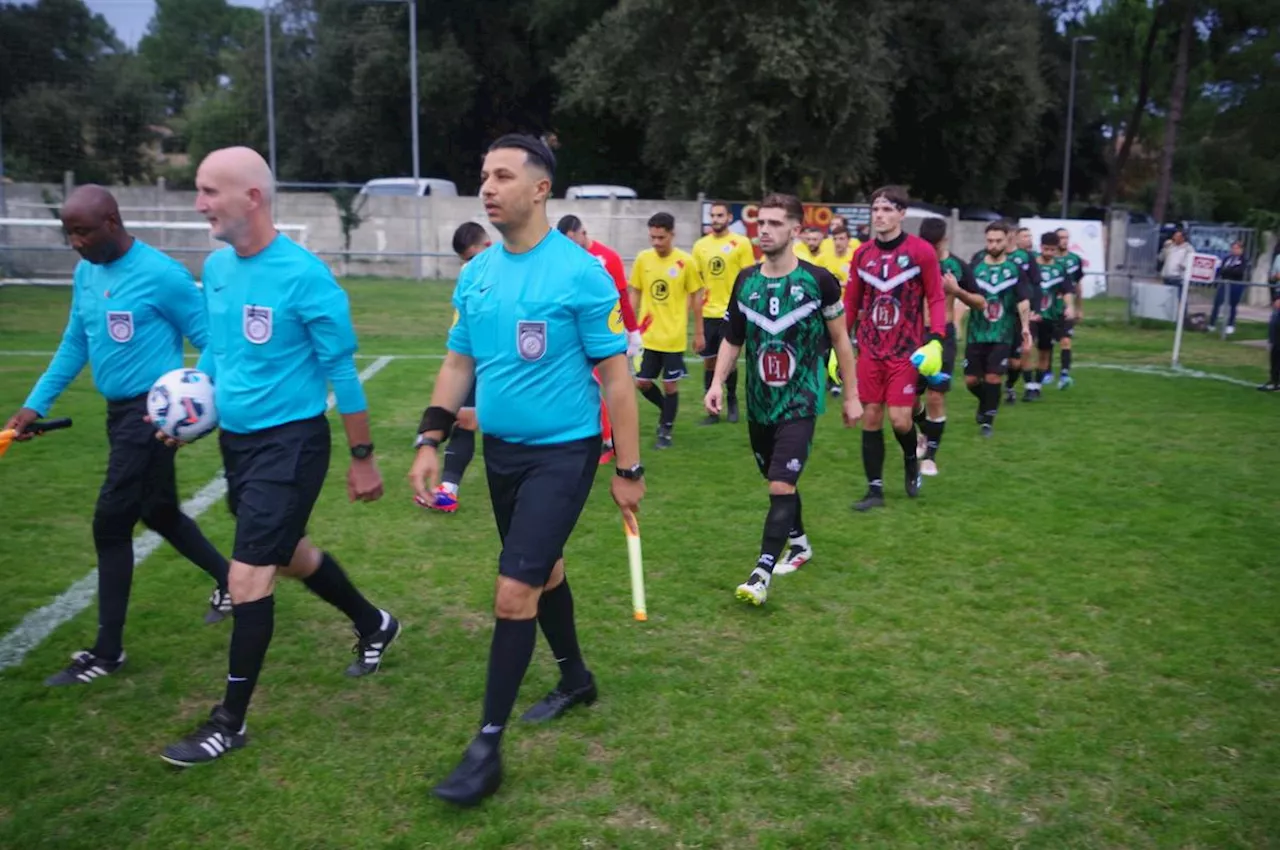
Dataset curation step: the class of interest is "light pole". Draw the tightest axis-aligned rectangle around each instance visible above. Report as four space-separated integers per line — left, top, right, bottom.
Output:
1061 35 1096 219
264 1 278 185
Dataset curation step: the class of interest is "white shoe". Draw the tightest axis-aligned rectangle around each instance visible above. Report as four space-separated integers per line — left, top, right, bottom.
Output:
916 431 928 459
735 570 769 606
920 459 939 477
774 538 812 576
1226 325 1236 335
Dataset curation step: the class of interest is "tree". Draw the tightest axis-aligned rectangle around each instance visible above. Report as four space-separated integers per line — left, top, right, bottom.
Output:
138 0 260 114
1151 0 1197 222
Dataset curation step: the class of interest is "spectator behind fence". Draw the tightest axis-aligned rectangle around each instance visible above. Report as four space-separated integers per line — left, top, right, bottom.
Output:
1261 252 1280 392
1160 229 1194 287
1209 241 1249 334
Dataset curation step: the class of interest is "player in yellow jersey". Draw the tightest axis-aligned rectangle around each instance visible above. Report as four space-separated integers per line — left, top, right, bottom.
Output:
692 201 757 426
630 212 703 449
821 225 856 292
793 225 825 263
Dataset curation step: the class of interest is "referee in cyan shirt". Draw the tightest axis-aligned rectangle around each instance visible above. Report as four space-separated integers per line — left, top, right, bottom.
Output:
159 147 400 767
409 135 645 806
4 185 230 687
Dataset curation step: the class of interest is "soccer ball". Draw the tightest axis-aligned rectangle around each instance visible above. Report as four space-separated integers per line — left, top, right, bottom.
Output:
147 368 218 441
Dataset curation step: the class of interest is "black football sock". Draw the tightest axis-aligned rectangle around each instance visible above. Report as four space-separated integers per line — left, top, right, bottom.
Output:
537 581 589 690
1039 369 1049 383
790 491 806 538
912 403 927 426
1023 369 1036 385
757 492 798 574
966 382 982 400
1271 344 1280 384
983 382 1002 423
442 425 476 487
726 368 739 402
702 368 713 394
640 384 665 410
923 416 946 460
479 618 538 743
145 507 230 592
862 429 885 493
894 426 919 476
223 596 275 726
302 552 382 637
1061 349 1073 375
90 510 136 661
1047 350 1054 374
661 391 679 429
1006 369 1019 389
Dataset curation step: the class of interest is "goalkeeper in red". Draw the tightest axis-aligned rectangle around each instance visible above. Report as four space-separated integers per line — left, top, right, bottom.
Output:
843 186 946 512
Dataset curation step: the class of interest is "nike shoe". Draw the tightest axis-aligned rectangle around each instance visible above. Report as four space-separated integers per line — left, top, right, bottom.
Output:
433 735 503 807
345 610 401 677
426 485 459 513
45 649 126 687
520 674 598 723
920 459 939 477
1058 375 1074 390
905 467 922 499
205 587 233 624
981 423 994 439
726 397 740 423
655 426 673 450
773 537 812 576
698 414 720 427
852 489 885 512
735 570 769 606
161 705 247 767
1005 387 1017 404
1257 382 1280 392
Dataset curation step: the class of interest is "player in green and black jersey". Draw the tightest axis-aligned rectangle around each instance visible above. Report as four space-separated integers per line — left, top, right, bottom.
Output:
1033 232 1076 393
960 222 1033 438
1054 228 1085 385
1006 228 1043 403
705 193 860 606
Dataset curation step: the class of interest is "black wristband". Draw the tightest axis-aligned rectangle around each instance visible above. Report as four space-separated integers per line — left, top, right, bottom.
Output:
418 405 457 436
924 332 944 345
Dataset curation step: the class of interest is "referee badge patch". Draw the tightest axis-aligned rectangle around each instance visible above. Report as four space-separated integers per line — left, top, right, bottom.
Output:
243 305 273 344
516 320 547 361
106 311 134 343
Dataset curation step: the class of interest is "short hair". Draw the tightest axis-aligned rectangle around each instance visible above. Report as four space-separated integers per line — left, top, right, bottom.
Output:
830 225 849 237
556 214 583 235
759 193 804 222
487 133 556 178
918 218 947 245
1055 227 1069 236
647 212 675 231
451 222 489 256
1041 231 1059 247
803 224 823 234
985 221 1011 235
1017 227 1031 236
709 201 731 214
869 185 909 210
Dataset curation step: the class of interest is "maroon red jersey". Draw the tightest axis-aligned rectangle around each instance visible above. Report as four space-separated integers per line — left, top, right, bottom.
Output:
844 232 946 360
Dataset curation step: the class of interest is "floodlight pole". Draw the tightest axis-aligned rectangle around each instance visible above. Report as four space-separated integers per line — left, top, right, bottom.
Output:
264 1 278 184
409 0 423 279
1060 36 1096 219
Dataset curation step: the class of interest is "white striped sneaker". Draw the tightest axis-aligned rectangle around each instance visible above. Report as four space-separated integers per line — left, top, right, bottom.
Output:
161 705 247 767
345 610 401 678
205 587 233 624
45 649 126 687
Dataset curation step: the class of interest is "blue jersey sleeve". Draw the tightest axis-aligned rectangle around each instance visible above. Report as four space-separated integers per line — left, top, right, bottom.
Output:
297 266 366 414
157 262 209 352
575 261 628 361
24 279 89 415
447 267 474 356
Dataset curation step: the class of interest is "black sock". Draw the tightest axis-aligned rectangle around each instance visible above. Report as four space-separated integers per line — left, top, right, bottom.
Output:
862 429 885 492
150 511 229 591
790 492 805 538
1039 369 1049 383
726 368 738 402
640 384 665 411
912 404 926 426
223 596 275 725
479 617 538 742
1006 369 1018 389
442 425 476 486
703 367 713 394
1023 369 1036 385
661 391 679 428
537 581 589 690
758 492 798 573
1047 350 1054 374
983 382 1002 422
966 381 982 400
302 552 382 637
922 416 946 460
894 426 919 476
90 518 134 661
1061 349 1073 375
1271 344 1280 384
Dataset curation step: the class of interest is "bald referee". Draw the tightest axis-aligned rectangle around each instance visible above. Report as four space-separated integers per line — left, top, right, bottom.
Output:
160 147 400 767
4 185 231 686
409 134 644 806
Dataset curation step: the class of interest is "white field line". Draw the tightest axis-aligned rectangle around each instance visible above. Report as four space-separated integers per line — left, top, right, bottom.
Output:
0 356 395 672
1074 362 1260 389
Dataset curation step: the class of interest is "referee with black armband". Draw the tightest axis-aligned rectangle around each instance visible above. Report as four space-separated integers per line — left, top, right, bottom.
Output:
4 184 231 687
159 146 401 767
409 134 645 806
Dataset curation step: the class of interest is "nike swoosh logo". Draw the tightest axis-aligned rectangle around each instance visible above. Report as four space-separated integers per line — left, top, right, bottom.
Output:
481 723 504 734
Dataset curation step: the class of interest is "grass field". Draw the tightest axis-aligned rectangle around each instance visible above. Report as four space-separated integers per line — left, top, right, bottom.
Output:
0 281 1277 849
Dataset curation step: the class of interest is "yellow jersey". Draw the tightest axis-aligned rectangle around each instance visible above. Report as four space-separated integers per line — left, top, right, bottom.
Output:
692 232 757 319
793 241 828 264
821 249 856 291
629 247 701 353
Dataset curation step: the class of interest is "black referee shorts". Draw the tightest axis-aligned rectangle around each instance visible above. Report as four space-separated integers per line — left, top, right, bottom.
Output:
748 418 816 486
483 434 600 588
94 394 182 536
220 414 330 567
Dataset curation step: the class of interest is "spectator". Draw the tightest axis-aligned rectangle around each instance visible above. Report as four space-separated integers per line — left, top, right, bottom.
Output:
1160 229 1194 287
1209 240 1249 334
1261 251 1280 392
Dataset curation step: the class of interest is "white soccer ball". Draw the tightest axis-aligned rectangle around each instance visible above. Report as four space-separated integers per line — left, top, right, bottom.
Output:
147 368 218 441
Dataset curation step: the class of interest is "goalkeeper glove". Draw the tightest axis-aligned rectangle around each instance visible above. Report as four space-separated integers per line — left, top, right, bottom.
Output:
910 338 944 377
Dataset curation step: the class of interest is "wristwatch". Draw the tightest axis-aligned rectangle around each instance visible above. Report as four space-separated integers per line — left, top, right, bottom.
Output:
414 433 440 450
350 443 375 460
615 463 645 481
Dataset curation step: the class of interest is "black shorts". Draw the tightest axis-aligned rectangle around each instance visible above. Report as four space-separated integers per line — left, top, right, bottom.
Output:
701 317 726 358
95 394 181 529
220 415 330 567
915 323 958 395
964 342 1011 379
1010 325 1025 359
637 349 687 382
483 434 600 588
748 418 816 485
1036 319 1067 351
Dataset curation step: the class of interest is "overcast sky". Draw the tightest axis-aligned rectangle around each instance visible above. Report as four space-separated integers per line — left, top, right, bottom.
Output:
85 0 267 47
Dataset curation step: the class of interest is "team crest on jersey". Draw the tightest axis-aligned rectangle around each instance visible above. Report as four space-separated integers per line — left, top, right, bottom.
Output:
757 342 798 388
243 305 273 344
516 320 547 361
651 280 670 301
790 285 805 301
709 256 726 275
106 311 134 343
870 295 901 330
897 255 910 268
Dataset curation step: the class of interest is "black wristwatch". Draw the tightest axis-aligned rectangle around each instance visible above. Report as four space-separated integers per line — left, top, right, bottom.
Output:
414 433 440 450
350 443 375 460
615 463 645 481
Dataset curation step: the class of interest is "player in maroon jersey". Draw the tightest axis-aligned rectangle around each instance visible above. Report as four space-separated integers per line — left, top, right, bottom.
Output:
843 186 946 511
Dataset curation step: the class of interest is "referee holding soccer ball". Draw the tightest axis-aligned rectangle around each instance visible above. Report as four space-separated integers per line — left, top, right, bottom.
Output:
4 184 231 687
409 134 645 806
159 146 400 767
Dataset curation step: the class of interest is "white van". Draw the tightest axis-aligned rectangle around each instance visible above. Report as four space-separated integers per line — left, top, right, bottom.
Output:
359 178 459 198
565 184 638 200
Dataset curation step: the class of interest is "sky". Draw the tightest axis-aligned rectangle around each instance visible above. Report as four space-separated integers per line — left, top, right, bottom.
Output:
84 0 267 47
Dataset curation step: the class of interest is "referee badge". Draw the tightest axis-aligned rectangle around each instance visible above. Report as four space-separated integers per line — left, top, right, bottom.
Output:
516 320 547 361
243 305 273 344
106 311 134 343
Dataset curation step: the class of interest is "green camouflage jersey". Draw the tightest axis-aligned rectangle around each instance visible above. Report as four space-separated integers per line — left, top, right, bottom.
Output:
1060 250 1084 287
1035 258 1071 321
939 255 977 328
968 257 1032 344
1009 247 1043 305
724 259 844 425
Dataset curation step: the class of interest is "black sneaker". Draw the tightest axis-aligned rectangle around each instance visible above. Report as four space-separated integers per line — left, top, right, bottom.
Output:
45 649 126 687
905 467 922 499
655 427 673 450
433 735 503 807
1005 387 1017 404
345 611 401 677
161 705 247 767
1022 389 1036 402
726 397 740 423
205 587 232 624
1258 382 1280 392
852 489 885 512
520 674 598 723
981 423 994 439
698 414 720 426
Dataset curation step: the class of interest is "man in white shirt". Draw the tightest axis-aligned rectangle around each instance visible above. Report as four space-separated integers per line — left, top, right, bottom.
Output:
1160 229 1195 287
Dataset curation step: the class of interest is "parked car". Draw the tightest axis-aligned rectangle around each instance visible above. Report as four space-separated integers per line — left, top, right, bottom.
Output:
359 178 459 198
565 184 638 200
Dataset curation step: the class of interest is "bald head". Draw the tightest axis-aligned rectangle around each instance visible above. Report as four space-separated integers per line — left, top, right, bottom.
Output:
195 146 277 253
61 184 131 264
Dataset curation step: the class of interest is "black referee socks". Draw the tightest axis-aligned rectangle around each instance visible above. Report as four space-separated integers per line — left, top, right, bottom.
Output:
862 429 885 487
661 392 679 428
537 581 589 690
224 595 275 725
303 552 382 637
480 618 538 741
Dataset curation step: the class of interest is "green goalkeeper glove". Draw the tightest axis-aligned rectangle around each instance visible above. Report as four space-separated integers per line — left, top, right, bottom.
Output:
910 338 943 377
